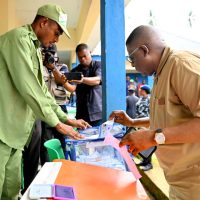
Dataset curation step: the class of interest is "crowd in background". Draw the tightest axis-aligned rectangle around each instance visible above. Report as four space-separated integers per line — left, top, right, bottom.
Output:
126 75 153 171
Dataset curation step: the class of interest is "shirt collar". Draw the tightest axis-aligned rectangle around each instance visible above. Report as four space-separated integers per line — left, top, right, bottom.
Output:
26 24 41 48
154 46 173 80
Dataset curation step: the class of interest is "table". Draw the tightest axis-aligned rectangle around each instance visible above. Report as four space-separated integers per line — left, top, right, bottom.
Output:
22 160 149 200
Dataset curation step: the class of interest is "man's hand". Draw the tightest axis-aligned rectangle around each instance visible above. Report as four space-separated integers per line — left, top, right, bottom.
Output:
55 122 84 140
109 110 150 128
66 119 91 129
109 110 133 127
44 62 55 71
60 74 67 85
119 129 156 156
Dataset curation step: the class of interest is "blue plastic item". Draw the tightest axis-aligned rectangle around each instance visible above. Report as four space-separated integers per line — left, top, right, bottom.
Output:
65 124 127 171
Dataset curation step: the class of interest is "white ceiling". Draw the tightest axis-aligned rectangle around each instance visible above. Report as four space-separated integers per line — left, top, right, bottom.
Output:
15 0 84 65
15 0 83 28
15 0 132 65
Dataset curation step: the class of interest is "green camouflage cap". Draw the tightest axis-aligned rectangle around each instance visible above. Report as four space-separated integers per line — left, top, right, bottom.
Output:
37 4 70 38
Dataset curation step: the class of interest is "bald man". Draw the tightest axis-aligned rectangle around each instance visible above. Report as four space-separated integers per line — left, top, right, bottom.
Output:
109 25 200 199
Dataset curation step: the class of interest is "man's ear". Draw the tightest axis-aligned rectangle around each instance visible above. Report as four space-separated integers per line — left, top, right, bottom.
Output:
140 45 149 56
40 17 48 29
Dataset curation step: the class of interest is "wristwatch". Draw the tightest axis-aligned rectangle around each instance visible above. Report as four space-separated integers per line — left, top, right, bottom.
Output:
154 128 165 145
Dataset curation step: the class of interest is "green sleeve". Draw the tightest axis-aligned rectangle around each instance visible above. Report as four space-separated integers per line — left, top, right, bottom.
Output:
3 32 67 126
41 80 68 123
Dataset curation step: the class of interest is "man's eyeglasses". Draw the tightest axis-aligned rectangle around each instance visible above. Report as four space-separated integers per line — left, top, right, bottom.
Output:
127 47 139 64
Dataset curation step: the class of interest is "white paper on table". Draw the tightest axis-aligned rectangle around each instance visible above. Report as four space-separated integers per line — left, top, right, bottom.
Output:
83 135 99 140
104 133 141 180
100 119 114 136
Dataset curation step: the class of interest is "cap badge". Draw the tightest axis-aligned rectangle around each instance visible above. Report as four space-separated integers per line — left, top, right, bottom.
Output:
59 13 67 27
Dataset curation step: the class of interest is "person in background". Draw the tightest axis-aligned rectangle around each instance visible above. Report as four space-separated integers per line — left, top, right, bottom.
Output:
136 79 146 97
136 85 150 119
109 25 200 200
68 91 76 107
40 44 75 165
126 85 139 119
126 75 131 95
134 76 139 96
65 43 102 127
0 4 90 199
22 44 80 194
129 79 135 87
42 44 72 114
135 84 152 171
134 76 139 85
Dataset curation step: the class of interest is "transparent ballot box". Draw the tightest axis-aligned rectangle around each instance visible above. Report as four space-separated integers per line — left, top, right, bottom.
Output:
65 125 127 171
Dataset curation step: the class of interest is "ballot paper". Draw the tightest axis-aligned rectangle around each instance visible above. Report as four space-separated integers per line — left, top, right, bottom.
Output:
78 127 100 140
100 118 114 136
103 132 147 199
104 133 141 180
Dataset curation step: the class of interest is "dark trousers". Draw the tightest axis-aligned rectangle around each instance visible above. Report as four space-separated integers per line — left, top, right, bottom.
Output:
142 156 152 165
40 105 67 165
22 105 67 193
88 119 102 127
40 122 67 165
21 120 41 194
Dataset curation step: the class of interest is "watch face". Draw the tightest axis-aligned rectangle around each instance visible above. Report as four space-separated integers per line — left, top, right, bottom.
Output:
155 132 165 144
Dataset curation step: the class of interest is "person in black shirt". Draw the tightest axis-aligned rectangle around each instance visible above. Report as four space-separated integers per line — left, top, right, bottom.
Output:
65 43 102 126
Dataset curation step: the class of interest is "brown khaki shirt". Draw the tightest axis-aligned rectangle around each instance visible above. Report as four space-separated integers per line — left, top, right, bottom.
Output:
150 46 200 199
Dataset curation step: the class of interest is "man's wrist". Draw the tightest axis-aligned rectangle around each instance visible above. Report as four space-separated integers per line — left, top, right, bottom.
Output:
51 67 57 72
129 118 135 127
65 119 75 126
62 80 68 86
55 122 62 130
